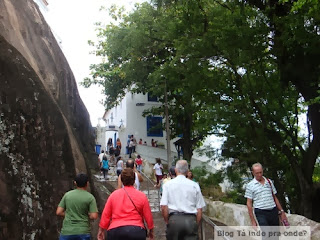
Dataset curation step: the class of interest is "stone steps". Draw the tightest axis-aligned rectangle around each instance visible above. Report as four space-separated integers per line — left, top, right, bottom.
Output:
94 154 161 211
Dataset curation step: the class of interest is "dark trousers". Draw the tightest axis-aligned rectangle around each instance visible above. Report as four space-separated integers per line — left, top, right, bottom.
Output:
156 175 163 185
254 207 279 226
254 207 279 240
128 147 133 158
101 168 108 178
107 225 146 240
166 214 198 240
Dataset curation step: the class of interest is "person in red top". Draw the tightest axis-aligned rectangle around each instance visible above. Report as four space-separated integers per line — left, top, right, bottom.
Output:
116 138 122 150
135 154 143 172
97 168 154 240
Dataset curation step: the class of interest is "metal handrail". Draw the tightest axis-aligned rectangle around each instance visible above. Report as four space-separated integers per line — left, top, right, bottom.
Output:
138 166 230 239
139 170 161 212
200 214 231 240
139 171 153 197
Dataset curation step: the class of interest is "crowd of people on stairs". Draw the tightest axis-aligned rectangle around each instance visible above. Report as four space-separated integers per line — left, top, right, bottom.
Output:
56 143 288 240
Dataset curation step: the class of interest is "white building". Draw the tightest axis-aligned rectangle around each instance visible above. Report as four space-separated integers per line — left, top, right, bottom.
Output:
101 92 220 171
102 92 169 154
94 121 107 154
34 0 49 14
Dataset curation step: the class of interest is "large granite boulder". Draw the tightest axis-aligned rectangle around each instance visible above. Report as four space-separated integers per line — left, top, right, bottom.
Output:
0 0 96 239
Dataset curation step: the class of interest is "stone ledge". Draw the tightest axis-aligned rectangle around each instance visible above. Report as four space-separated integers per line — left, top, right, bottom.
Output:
205 200 320 240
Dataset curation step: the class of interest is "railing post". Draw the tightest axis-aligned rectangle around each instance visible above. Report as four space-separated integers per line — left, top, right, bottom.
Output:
158 188 161 212
139 171 161 212
201 218 205 240
147 175 150 198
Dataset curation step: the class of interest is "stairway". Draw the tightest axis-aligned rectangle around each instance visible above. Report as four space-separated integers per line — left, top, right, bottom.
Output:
93 154 161 211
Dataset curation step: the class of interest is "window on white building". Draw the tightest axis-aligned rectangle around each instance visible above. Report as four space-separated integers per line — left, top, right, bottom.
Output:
146 116 163 137
147 93 158 102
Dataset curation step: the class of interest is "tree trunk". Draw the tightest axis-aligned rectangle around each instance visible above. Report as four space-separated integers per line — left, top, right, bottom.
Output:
182 141 193 163
291 160 314 218
182 110 194 164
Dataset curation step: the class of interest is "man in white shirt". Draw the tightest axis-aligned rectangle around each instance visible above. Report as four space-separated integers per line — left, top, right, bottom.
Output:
128 139 134 158
160 160 205 240
153 158 163 186
117 159 143 190
98 150 106 167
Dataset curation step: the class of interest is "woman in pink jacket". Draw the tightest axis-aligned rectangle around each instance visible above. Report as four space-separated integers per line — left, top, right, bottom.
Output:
97 168 154 240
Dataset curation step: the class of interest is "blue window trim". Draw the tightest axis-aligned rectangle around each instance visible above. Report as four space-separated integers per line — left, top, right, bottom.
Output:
146 116 163 137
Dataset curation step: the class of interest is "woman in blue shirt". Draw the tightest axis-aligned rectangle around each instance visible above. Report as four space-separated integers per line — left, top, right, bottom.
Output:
100 155 109 179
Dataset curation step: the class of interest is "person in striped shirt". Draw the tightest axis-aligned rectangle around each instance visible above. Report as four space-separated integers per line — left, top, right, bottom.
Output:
245 163 288 229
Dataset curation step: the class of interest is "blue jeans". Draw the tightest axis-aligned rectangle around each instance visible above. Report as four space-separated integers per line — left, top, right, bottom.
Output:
59 234 91 240
137 165 142 172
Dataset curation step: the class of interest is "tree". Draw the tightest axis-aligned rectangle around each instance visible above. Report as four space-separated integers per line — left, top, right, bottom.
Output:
151 0 320 219
200 0 320 220
83 2 218 162
83 0 320 220
240 0 320 220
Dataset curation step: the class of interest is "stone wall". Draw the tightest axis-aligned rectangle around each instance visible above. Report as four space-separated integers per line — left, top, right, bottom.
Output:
136 144 217 172
205 200 320 240
0 0 95 239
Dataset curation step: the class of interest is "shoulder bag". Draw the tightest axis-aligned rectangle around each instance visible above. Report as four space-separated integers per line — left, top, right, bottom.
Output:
266 178 289 227
123 188 149 236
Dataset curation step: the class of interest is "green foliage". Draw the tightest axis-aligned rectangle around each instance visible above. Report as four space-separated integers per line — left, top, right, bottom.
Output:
192 164 247 204
84 0 320 219
83 1 220 161
220 190 246 205
313 162 320 183
192 166 224 187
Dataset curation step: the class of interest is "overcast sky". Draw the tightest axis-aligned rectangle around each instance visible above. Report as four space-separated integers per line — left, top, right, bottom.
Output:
46 0 145 126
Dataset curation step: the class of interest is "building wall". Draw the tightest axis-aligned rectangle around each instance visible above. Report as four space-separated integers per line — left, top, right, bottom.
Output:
103 92 168 155
103 97 127 154
102 92 219 169
96 125 107 152
125 92 165 146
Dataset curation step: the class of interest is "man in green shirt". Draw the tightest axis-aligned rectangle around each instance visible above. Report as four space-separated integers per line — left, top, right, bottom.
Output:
56 173 98 240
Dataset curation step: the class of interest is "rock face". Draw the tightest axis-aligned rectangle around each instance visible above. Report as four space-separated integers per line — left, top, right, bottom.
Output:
0 0 96 239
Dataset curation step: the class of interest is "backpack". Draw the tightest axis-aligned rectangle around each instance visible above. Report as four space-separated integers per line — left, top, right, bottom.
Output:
115 147 120 157
109 147 115 155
